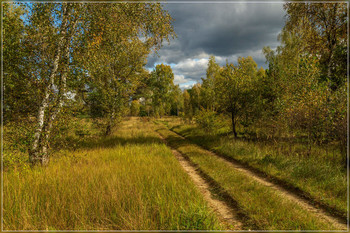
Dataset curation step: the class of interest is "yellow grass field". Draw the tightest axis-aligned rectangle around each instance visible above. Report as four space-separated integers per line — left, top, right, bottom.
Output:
3 118 221 230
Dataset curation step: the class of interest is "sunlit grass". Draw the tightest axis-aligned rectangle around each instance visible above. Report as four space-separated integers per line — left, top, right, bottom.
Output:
163 118 347 218
156 123 342 230
3 118 222 230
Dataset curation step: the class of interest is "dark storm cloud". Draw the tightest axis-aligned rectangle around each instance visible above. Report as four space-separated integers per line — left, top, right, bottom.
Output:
146 2 285 86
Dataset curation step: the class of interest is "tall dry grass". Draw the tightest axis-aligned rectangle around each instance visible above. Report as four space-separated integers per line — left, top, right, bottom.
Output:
4 118 221 230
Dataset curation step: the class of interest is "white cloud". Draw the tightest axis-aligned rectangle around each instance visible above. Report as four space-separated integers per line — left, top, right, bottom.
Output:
174 74 187 85
172 58 209 83
180 82 196 90
213 48 269 67
174 58 208 70
171 48 272 87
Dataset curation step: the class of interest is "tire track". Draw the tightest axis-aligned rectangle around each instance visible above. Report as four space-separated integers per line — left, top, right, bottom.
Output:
157 133 244 230
164 127 347 230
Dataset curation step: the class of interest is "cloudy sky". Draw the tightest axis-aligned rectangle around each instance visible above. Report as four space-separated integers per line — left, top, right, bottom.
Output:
146 2 286 89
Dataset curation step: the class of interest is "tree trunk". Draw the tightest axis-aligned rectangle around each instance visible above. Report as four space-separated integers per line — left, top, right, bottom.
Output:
30 86 51 164
105 110 115 136
29 4 70 165
231 109 237 138
327 52 333 84
40 14 79 165
40 59 69 165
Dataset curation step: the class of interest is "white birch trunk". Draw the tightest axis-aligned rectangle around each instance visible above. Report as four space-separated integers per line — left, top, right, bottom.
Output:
30 4 70 165
40 14 79 165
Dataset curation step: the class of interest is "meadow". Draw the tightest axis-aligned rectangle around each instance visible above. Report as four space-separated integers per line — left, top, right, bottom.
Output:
3 118 222 230
3 117 347 231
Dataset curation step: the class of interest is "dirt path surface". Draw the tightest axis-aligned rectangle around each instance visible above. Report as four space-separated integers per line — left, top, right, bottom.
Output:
157 133 243 230
168 129 348 230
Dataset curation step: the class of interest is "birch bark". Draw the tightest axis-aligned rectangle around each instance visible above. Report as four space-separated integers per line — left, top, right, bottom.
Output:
30 4 70 165
40 15 79 165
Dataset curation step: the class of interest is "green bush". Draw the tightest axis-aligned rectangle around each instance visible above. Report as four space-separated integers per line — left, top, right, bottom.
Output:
195 109 224 134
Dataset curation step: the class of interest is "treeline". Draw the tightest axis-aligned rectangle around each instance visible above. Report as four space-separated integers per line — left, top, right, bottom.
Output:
174 3 347 162
4 2 175 165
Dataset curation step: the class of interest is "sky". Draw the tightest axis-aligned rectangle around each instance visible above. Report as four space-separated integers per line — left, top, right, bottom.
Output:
145 2 286 89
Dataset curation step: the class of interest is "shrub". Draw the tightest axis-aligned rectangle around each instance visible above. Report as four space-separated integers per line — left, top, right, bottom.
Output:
195 109 224 134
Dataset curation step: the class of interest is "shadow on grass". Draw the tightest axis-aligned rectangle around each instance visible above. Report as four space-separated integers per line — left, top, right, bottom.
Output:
171 123 321 147
64 135 164 151
171 125 192 135
163 127 348 222
155 130 196 152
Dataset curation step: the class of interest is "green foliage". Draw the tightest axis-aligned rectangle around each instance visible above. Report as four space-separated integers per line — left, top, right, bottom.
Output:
139 104 150 117
130 100 141 116
4 2 176 163
3 3 38 122
3 120 33 172
283 2 347 90
3 152 30 173
263 25 346 152
214 56 263 136
201 56 220 111
148 64 175 117
169 85 184 116
195 109 224 134
188 83 201 116
182 90 192 121
79 3 174 135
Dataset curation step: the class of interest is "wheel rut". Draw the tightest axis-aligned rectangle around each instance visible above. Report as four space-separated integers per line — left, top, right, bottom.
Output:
157 133 243 230
166 128 348 230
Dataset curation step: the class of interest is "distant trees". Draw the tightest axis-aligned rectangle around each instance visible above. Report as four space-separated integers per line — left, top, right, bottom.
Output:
130 100 141 117
148 64 175 117
188 83 202 117
169 85 184 116
135 64 184 118
200 56 220 111
182 55 265 137
183 90 192 120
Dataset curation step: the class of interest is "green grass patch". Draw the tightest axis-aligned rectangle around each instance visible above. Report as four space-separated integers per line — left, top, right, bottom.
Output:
163 118 347 219
156 123 342 230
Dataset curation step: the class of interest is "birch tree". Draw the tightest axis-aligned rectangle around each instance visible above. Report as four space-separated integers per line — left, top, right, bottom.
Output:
201 56 220 111
28 3 82 165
